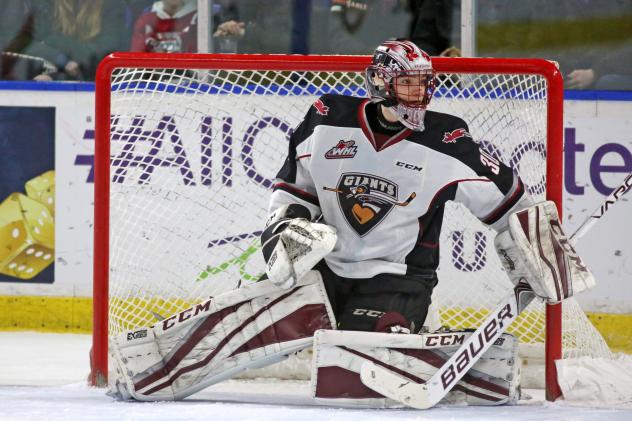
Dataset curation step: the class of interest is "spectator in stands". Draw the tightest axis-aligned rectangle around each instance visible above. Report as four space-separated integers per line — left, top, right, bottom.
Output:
212 0 242 37
409 0 461 57
209 0 242 53
130 0 198 53
0 0 38 80
212 0 327 54
327 0 413 55
25 0 132 81
410 0 539 59
565 43 632 90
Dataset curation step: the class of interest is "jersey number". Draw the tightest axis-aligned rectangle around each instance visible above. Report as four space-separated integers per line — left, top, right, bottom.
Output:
480 150 500 175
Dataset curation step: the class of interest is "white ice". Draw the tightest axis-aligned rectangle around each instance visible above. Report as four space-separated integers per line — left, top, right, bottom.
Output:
1 331 631 421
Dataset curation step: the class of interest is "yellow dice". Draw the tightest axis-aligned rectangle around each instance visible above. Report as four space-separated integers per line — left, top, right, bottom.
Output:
0 193 55 280
25 170 55 216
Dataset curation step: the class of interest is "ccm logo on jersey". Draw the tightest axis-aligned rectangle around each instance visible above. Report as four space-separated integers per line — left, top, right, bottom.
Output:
352 308 385 318
313 99 330 116
325 140 358 159
442 128 472 143
396 161 422 171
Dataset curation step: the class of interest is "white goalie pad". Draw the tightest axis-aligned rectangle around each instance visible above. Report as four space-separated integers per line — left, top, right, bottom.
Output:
311 329 520 408
109 271 335 401
495 200 596 303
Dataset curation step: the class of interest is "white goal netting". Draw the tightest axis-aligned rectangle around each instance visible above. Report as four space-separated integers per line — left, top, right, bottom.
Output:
98 58 612 387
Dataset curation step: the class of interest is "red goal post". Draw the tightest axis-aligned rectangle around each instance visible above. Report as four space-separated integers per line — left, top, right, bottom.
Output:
91 53 564 400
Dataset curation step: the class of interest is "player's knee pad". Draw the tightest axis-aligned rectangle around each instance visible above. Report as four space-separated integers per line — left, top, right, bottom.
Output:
310 329 520 408
109 271 336 401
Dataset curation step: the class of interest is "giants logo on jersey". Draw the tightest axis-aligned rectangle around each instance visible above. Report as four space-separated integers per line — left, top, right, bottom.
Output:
325 140 358 159
324 173 416 237
313 99 330 116
442 128 472 144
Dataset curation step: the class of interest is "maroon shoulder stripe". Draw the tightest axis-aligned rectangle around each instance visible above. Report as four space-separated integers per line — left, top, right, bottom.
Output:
483 179 525 225
273 182 320 206
427 178 491 211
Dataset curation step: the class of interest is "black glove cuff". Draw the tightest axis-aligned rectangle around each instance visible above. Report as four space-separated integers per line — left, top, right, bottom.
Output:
283 203 312 220
260 204 311 263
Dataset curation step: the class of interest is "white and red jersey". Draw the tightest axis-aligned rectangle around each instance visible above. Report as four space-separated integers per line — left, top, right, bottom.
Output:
131 0 197 53
269 94 530 279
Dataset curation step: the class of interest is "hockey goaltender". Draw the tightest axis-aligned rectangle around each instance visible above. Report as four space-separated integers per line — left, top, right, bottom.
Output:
107 40 595 409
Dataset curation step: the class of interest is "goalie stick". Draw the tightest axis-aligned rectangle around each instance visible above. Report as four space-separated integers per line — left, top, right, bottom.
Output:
360 182 631 409
360 280 536 409
569 171 632 242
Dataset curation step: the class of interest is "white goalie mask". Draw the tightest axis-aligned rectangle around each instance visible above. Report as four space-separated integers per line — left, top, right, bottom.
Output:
365 40 436 131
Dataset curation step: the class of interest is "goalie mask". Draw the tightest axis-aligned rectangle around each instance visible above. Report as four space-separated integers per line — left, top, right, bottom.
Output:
365 40 436 131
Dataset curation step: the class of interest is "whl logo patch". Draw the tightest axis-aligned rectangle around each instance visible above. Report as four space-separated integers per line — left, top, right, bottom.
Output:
442 128 472 144
325 140 358 159
323 173 416 236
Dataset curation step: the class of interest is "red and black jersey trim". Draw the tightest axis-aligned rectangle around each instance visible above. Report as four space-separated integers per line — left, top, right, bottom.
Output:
357 100 411 152
404 184 456 274
273 182 320 207
481 177 525 225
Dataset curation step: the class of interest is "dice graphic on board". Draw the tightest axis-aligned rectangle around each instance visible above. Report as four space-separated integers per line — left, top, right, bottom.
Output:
0 192 55 280
25 170 55 216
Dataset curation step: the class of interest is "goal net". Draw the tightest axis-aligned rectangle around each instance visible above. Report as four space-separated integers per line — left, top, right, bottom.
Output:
91 53 612 400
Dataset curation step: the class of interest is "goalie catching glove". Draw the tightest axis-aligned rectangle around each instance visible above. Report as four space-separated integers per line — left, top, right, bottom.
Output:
495 201 595 303
261 204 337 289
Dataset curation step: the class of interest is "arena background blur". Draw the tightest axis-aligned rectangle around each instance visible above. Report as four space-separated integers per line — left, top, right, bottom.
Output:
0 0 630 87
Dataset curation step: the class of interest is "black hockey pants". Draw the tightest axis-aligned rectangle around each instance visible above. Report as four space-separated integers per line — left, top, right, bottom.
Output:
315 261 437 333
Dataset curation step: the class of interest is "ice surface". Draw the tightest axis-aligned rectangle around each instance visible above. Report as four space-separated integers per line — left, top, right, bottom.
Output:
557 354 632 403
1 332 631 421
